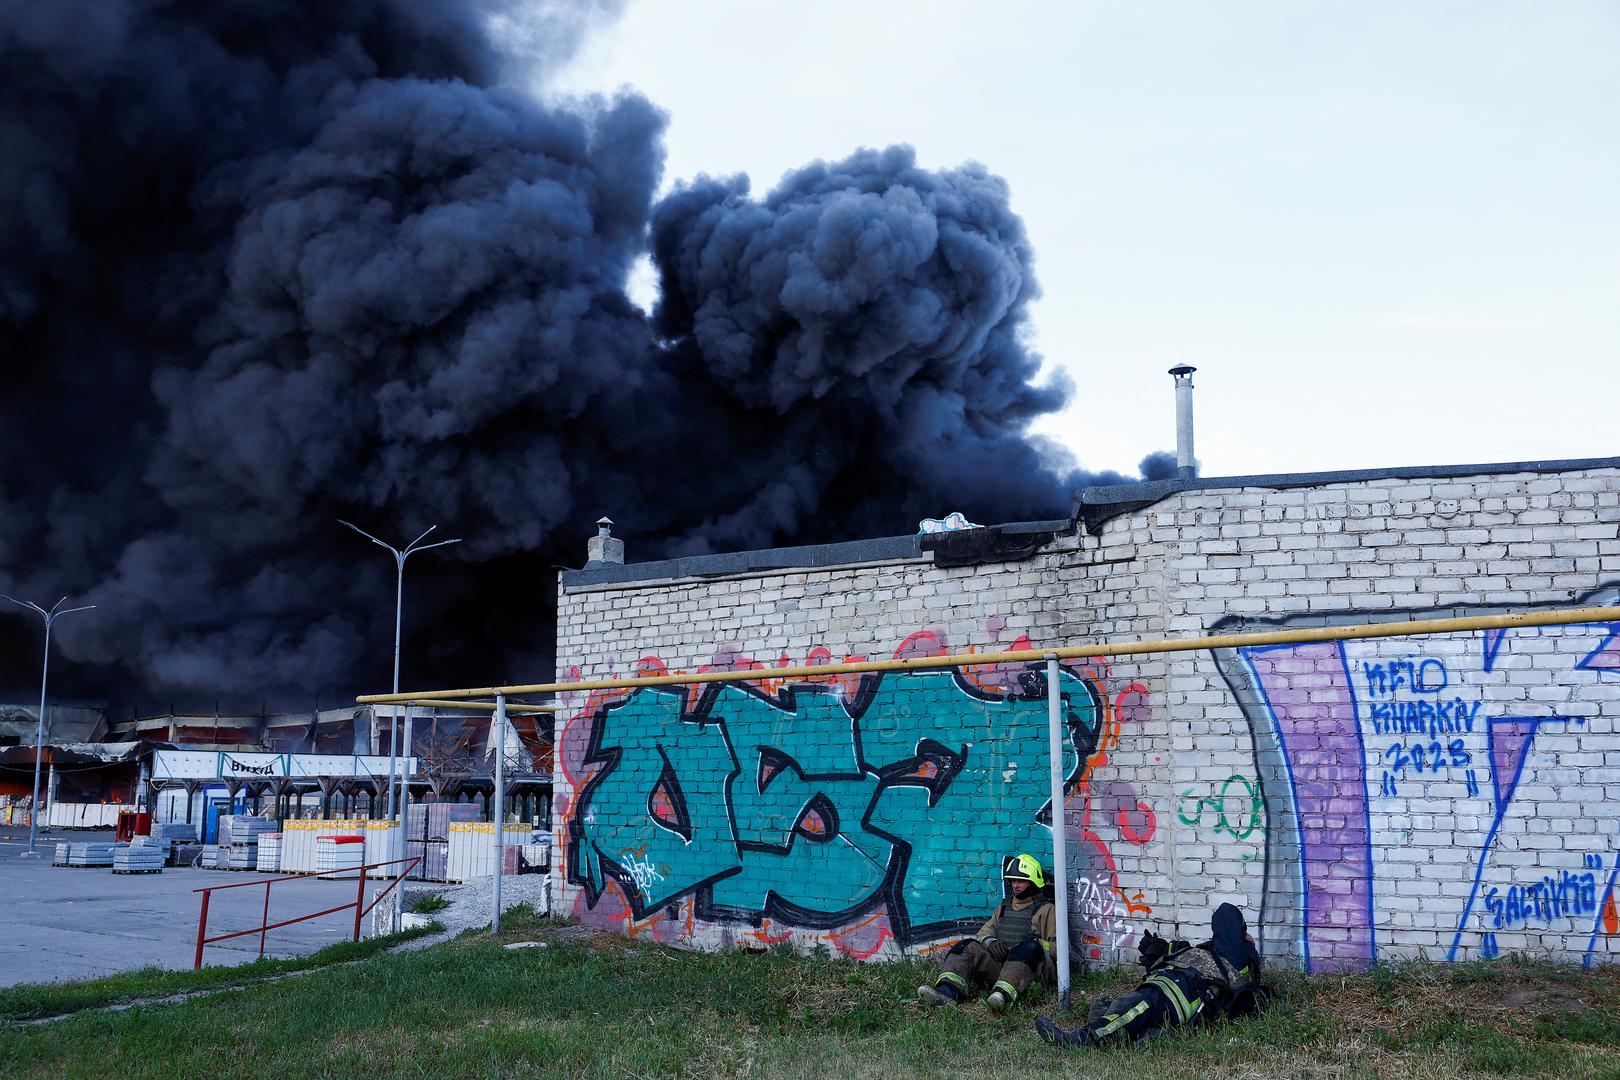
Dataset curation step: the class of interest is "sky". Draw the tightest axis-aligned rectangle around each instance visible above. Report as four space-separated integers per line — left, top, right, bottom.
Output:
548 0 1619 480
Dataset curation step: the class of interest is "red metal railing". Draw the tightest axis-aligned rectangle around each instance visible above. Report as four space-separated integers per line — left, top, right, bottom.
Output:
192 856 422 968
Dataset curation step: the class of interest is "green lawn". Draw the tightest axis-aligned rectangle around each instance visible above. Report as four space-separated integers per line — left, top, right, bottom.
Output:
3 908 1617 1078
0 923 438 1024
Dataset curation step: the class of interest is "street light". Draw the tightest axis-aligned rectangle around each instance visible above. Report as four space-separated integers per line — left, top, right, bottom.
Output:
3 595 95 857
338 521 461 819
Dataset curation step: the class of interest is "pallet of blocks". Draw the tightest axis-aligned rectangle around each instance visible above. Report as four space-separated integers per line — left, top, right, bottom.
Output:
362 820 402 878
151 821 197 845
129 834 171 860
406 838 449 882
52 842 70 866
218 815 279 847
280 819 319 872
65 842 117 867
405 801 482 881
219 843 259 870
314 835 365 878
445 822 532 882
113 841 166 874
407 801 483 844
256 832 282 872
280 819 364 873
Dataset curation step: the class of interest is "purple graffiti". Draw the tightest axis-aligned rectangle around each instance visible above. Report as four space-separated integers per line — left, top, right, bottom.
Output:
1245 642 1375 972
1488 718 1539 815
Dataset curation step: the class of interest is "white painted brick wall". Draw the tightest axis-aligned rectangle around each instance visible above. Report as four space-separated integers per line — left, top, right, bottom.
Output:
553 466 1620 973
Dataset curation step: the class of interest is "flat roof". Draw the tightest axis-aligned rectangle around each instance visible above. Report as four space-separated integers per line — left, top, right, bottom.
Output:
1075 454 1620 531
561 455 1620 588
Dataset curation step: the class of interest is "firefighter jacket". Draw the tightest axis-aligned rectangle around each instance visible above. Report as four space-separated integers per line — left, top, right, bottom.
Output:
1163 938 1257 991
975 895 1056 950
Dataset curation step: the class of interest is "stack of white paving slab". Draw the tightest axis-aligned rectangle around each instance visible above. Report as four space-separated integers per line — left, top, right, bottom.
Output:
151 821 197 844
219 844 259 870
314 835 366 878
113 840 166 873
256 832 283 872
362 820 403 878
282 819 358 872
63 842 117 867
218 815 279 846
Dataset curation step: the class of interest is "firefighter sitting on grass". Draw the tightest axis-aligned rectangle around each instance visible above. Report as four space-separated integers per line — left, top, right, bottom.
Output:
1034 902 1267 1049
917 853 1056 1014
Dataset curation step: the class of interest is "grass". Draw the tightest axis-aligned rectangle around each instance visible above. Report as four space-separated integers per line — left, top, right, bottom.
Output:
2 910 1617 1078
409 894 452 914
0 923 439 1023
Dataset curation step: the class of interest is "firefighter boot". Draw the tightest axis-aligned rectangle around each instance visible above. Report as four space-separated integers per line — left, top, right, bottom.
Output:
917 982 961 1008
1035 1016 1091 1048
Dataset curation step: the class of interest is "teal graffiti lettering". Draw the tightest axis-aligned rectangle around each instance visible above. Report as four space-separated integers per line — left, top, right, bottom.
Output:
566 668 1100 942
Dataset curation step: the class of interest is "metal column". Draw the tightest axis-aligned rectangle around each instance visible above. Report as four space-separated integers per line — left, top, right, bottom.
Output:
492 693 506 935
1045 655 1072 1010
385 706 399 819
400 706 415 851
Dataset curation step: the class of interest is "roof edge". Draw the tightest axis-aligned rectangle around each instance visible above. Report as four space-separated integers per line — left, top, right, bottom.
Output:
1076 455 1620 532
559 518 1073 589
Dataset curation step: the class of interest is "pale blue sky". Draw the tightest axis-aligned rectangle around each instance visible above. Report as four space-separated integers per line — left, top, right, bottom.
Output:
550 1 1619 480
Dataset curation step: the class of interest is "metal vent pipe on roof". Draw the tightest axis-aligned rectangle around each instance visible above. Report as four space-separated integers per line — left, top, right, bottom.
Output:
1169 365 1197 479
587 516 624 566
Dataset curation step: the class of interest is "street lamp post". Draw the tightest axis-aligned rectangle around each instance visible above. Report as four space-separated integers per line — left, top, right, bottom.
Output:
3 595 95 857
339 521 461 820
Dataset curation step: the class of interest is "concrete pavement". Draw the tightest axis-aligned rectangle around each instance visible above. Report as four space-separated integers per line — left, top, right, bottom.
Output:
0 826 392 987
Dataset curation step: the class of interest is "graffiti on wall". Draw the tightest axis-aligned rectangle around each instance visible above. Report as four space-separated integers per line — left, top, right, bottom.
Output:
558 628 1155 955
1178 774 1265 860
1216 588 1620 972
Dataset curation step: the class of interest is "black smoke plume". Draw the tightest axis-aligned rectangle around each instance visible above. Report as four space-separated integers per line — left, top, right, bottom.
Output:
0 0 1169 709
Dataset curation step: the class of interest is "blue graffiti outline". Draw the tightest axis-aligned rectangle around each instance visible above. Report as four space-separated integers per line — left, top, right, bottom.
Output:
1573 623 1620 676
1481 628 1511 674
1583 856 1620 968
1446 713 1541 961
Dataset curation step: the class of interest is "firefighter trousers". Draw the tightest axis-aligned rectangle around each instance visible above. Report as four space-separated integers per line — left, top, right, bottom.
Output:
933 938 1055 1006
1078 967 1211 1045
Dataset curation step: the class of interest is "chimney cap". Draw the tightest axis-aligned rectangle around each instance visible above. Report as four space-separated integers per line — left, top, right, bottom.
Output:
1168 364 1197 377
596 516 614 530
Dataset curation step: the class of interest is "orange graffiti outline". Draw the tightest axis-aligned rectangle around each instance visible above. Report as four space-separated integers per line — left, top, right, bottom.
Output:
1065 677 1156 930
827 911 895 960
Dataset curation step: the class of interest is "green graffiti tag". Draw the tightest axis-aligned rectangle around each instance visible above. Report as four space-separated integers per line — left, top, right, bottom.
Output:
1178 774 1264 853
566 668 1100 942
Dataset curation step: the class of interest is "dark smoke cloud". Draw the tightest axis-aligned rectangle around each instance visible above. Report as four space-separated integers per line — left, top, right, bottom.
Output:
1139 451 1185 482
643 148 1082 553
0 0 1167 709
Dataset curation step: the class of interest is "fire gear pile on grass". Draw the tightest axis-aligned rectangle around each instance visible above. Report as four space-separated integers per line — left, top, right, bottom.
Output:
1035 903 1270 1048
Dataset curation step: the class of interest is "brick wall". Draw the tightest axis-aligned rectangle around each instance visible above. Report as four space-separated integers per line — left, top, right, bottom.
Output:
552 464 1620 970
